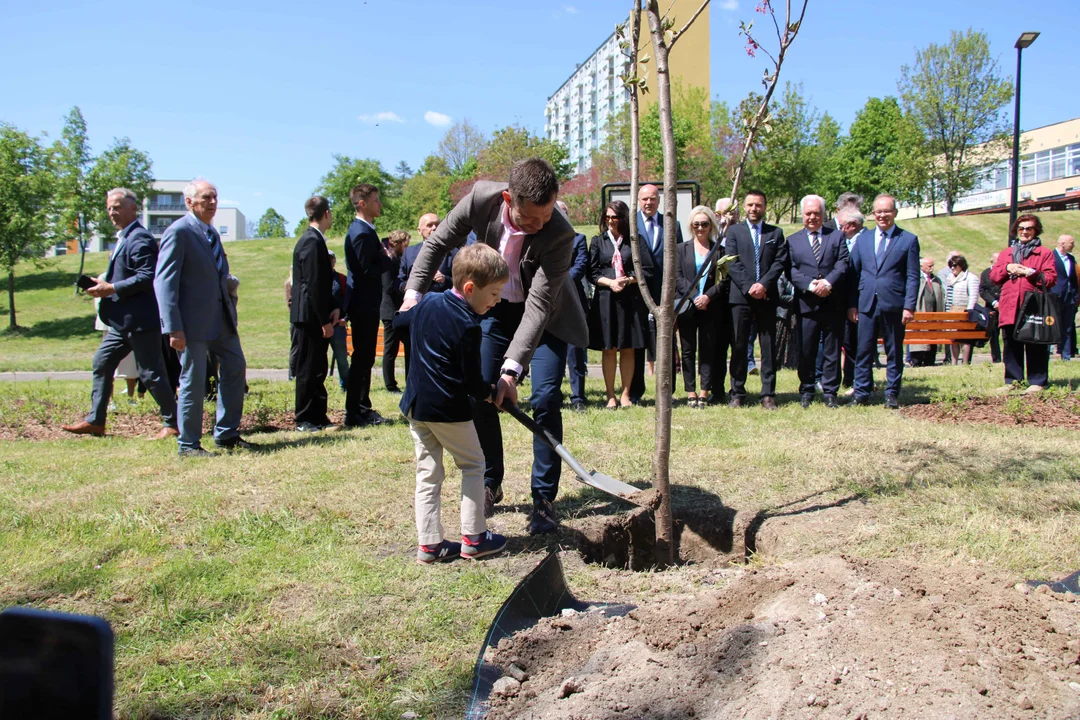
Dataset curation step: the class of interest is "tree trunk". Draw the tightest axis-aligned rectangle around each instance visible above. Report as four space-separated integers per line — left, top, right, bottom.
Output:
645 1 676 566
7 270 16 330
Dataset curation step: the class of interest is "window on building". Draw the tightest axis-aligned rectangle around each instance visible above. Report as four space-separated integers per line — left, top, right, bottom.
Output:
219 226 229 236
1068 144 1080 177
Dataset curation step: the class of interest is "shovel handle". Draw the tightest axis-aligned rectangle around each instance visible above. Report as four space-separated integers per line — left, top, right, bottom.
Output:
502 401 560 450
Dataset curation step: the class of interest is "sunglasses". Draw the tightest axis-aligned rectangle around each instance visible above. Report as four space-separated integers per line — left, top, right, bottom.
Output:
690 221 711 229
605 215 619 221
1018 225 1037 232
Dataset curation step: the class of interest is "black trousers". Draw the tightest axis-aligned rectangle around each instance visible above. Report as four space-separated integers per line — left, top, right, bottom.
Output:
797 309 843 396
292 322 330 425
730 301 777 398
986 309 1001 362
841 317 857 387
677 307 715 394
630 317 677 400
345 310 380 423
381 319 409 390
1003 329 1049 387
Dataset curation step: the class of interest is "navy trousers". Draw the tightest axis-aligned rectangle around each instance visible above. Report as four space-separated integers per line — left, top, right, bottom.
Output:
475 300 567 503
855 308 905 399
567 344 587 404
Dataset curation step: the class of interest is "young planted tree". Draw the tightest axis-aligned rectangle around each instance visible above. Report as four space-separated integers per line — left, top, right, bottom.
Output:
53 107 94 289
623 0 809 564
0 124 55 330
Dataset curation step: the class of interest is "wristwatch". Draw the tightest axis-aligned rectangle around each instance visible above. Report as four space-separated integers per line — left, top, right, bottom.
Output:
501 368 520 385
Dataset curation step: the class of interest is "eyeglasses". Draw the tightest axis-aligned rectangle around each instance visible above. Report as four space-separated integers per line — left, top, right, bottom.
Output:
690 221 711 229
1017 225 1037 232
872 210 895 216
605 215 619 221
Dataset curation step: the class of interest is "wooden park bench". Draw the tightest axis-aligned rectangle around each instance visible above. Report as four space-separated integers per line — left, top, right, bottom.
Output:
345 324 385 357
897 311 988 345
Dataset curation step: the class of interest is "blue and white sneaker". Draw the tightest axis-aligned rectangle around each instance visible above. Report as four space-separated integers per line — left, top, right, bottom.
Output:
416 540 461 565
461 531 507 560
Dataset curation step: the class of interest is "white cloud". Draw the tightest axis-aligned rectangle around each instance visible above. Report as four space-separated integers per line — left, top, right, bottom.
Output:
357 111 405 125
424 111 452 127
719 0 738 9
218 198 241 207
562 4 579 13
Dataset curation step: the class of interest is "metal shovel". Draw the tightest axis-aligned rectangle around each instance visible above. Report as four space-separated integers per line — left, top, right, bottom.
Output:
502 401 648 507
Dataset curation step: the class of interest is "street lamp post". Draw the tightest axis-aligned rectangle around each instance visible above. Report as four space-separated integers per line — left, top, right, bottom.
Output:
1009 31 1039 242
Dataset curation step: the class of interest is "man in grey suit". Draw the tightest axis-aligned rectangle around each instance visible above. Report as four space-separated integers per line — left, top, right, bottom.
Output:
62 188 178 438
154 179 250 456
400 158 587 535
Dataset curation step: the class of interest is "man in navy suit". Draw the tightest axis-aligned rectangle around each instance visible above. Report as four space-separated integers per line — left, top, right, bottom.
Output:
788 195 849 408
1052 234 1078 361
343 183 386 427
725 190 787 409
62 188 177 438
847 193 920 409
629 183 683 402
154 179 249 455
556 200 590 412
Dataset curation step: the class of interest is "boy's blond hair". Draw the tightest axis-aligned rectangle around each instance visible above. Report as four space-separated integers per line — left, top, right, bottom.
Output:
452 243 509 290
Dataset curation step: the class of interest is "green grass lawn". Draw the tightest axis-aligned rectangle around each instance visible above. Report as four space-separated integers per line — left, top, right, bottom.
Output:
2 362 1079 717
2 210 1078 372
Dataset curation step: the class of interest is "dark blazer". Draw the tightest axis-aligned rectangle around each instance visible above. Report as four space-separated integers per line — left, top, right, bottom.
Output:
343 217 383 314
398 242 454 296
725 220 788 306
979 267 1001 307
1051 250 1079 306
381 253 404 322
587 233 654 287
155 213 237 341
99 221 160 334
290 227 336 326
637 210 683 302
404 180 587 365
847 225 920 314
674 240 723 314
396 290 491 423
569 232 589 314
787 227 850 314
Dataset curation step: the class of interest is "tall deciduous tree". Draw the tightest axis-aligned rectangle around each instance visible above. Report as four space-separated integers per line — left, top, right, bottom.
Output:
255 208 289 238
0 124 55 330
437 119 486 174
53 107 94 284
85 137 154 236
898 28 1013 215
314 155 396 236
475 125 573 182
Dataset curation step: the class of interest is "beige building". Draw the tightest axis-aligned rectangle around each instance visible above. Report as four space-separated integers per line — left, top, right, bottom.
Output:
545 0 710 175
898 116 1080 220
144 180 247 242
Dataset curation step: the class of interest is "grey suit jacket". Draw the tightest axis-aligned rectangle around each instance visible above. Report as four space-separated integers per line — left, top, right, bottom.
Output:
405 181 587 365
154 213 238 342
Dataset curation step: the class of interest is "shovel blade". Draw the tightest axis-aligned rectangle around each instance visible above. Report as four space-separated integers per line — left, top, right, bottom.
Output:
580 470 644 503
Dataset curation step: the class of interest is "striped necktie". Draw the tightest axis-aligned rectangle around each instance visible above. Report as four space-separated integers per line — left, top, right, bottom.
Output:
752 224 761 281
811 231 822 263
207 227 226 278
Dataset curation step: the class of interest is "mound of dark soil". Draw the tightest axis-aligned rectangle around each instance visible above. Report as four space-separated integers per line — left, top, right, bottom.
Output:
903 392 1080 429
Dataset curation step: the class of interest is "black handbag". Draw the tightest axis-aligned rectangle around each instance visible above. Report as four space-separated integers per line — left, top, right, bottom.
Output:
967 305 990 347
1013 284 1061 345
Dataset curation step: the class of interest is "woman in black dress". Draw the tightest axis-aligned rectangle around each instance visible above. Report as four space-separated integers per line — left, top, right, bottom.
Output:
587 200 653 409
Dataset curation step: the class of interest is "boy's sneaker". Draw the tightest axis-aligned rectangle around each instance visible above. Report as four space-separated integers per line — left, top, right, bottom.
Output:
461 531 507 560
416 540 461 565
528 498 558 535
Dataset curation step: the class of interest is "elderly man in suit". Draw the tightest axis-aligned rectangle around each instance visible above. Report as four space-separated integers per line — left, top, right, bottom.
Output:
399 213 454 296
342 183 386 428
62 188 178 438
788 194 849 408
847 193 920 409
291 196 339 431
629 183 683 402
154 179 249 456
836 207 870 393
555 199 590 413
400 158 587 535
725 190 788 409
1052 235 1078 361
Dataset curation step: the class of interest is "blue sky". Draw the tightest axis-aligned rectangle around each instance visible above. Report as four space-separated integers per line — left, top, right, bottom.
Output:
3 0 1078 229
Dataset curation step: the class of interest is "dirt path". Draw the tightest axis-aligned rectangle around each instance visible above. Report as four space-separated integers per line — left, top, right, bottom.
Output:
484 554 1080 719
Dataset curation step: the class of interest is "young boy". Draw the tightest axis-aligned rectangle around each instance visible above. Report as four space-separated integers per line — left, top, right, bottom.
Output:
396 243 510 564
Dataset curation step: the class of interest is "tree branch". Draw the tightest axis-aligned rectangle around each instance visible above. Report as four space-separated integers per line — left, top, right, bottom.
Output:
670 0 710 49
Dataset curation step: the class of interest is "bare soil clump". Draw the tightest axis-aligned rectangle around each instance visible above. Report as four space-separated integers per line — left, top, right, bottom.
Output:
903 392 1080 429
484 554 1080 719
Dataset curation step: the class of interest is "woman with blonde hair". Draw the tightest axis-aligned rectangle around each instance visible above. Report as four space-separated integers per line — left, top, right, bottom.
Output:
675 205 725 406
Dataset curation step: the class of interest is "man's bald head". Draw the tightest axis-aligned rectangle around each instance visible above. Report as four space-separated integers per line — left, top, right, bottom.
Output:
417 212 440 240
1058 235 1075 253
638 184 660 219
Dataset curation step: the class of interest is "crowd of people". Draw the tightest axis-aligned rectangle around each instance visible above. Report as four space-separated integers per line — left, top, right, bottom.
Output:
57 160 1078 563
